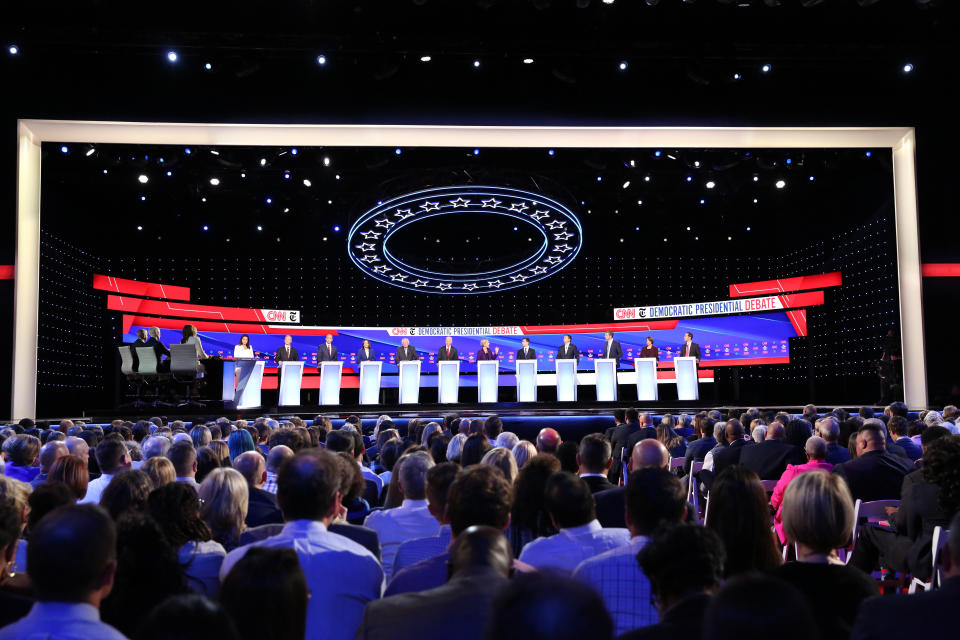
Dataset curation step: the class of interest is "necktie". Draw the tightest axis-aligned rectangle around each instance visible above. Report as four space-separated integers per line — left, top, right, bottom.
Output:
524 348 528 356
448 347 451 356
286 347 289 357
685 344 689 357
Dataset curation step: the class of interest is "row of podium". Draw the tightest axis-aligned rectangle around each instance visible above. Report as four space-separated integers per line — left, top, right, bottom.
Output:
222 357 702 409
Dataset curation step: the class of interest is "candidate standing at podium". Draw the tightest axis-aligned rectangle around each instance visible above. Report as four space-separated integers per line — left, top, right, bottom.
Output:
396 338 417 362
639 336 659 361
680 332 701 361
557 334 580 363
437 336 459 361
602 331 623 362
477 339 498 360
318 334 338 362
358 339 377 362
274 335 299 363
517 337 536 361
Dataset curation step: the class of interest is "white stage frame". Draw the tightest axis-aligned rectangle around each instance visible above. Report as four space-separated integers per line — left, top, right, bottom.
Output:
12 122 926 417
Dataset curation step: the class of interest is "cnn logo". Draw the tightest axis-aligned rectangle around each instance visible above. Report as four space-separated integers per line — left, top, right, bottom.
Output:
615 308 636 320
391 328 409 336
266 310 287 322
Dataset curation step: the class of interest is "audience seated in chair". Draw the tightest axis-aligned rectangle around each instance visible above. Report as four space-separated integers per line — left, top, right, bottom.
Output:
832 421 914 503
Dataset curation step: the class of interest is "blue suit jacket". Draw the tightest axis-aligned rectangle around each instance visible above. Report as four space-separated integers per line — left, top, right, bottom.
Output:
357 349 377 362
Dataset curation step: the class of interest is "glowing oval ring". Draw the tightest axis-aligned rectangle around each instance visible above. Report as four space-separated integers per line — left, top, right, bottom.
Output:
347 185 583 294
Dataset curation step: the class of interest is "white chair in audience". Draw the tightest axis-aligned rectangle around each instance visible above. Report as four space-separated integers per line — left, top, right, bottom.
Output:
702 492 710 526
847 498 901 566
169 343 203 407
909 526 950 593
689 460 704 521
760 479 778 494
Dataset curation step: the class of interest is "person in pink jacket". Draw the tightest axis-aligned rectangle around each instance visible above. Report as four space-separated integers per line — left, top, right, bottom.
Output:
770 436 833 544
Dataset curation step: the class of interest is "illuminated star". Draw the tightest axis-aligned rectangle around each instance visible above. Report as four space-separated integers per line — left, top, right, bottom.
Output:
544 256 562 266
360 254 381 263
411 279 430 287
355 243 376 252
553 244 573 254
389 273 409 281
448 197 470 208
435 282 453 291
360 230 382 240
374 218 396 229
530 210 550 221
486 280 505 289
461 282 479 291
510 274 528 282
419 201 440 212
507 201 528 212
394 208 414 220
529 266 548 275
481 198 502 208
545 219 567 230
372 265 392 274
553 231 574 241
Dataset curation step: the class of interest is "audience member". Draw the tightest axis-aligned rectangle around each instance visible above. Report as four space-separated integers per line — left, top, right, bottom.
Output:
706 465 781 577
555 440 580 474
141 456 176 489
136 594 239 640
29 441 67 488
81 438 132 505
703 574 817 640
483 416 504 443
198 468 249 551
700 419 748 489
263 445 293 494
494 431 519 450
194 446 221 484
535 427 562 455
511 440 537 469
507 454 560 557
609 409 653 484
99 469 152 521
232 451 282 529
460 433 492 467
770 435 834 544
738 421 805 480
227 429 256 462
480 447 518 483
577 434 614 493
594 438 669 529
1 434 41 483
392 462 459 575
0 493 32 627
817 417 851 465
444 434 466 464
832 421 913 502
220 547 307 640
167 441 201 491
683 416 716 475
47 454 89 500
141 435 170 461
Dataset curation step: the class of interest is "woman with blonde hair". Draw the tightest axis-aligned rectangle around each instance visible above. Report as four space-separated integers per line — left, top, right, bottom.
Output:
477 338 499 360
481 447 519 483
511 441 538 469
0 476 31 577
142 456 176 489
446 433 468 464
198 467 249 552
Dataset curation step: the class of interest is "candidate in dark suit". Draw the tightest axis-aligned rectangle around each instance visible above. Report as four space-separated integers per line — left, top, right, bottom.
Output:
601 331 623 361
355 526 511 640
357 339 377 362
437 336 459 361
274 335 299 363
557 334 580 363
317 334 338 362
679 332 701 361
395 338 417 362
737 423 806 480
517 337 537 361
476 339 498 360
832 422 914 503
638 336 659 360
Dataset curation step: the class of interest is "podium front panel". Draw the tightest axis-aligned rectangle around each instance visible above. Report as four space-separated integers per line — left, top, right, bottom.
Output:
675 356 700 401
516 360 538 403
594 358 618 402
279 361 305 406
319 361 343 405
398 361 421 405
437 361 460 404
359 361 382 405
635 358 659 402
237 360 266 409
477 360 499 403
556 359 578 402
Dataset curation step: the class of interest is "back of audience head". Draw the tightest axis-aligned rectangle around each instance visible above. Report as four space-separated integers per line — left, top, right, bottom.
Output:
167 440 198 479
922 435 960 513
488 571 613 640
398 450 434 500
481 447 519 483
637 523 725 613
276 449 341 523
445 434 467 464
147 481 212 549
266 444 295 475
100 469 152 520
138 594 240 640
857 421 887 453
703 574 816 640
334 451 366 506
512 454 561 532
227 429 256 462
804 435 828 461
626 468 687 536
631 438 669 472
483 416 504 441
48 454 90 500
460 432 493 467
555 441 580 474
577 433 612 476
199 467 249 548
494 431 519 450
920 425 951 452
429 433 451 463
425 462 460 524
27 482 75 534
782 470 853 558
536 427 562 455
38 440 68 472
447 464 513 536
0 495 23 583
707 465 782 576
448 524 513 580
3 433 41 467
195 446 222 484
544 472 595 530
511 440 537 469
221 547 307 640
232 451 265 487
142 456 176 490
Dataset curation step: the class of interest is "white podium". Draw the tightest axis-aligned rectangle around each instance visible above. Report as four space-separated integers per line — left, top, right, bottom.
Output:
594 358 618 402
319 361 343 405
635 357 659 401
674 356 700 401
237 360 266 410
516 359 538 402
556 358 578 402
398 360 421 404
278 361 304 406
359 361 382 405
477 360 499 403
438 360 460 404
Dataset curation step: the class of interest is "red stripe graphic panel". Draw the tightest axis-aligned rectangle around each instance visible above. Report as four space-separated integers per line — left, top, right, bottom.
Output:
922 263 960 277
729 272 842 297
93 274 191 300
0 265 13 280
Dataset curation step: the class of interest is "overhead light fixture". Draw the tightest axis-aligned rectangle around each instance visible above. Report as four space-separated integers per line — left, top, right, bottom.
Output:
522 58 534 64
209 178 220 186
317 55 327 65
420 55 432 62
166 51 178 63
138 175 149 184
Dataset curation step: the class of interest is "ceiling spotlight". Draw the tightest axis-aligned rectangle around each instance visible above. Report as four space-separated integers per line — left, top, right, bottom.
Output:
654 150 662 157
522 58 534 64
204 62 212 70
291 148 298 155
260 158 267 166
629 159 636 167
693 161 700 167
637 200 643 205
775 180 786 189
240 172 246 178
283 172 290 180
618 61 628 71
473 59 481 68
209 178 220 186
865 151 872 157
257 225 263 231
746 226 752 231
603 0 615 3
733 73 741 80
166 171 172 176
138 174 149 184
60 146 69 153
203 225 209 231
420 55 432 62
754 198 759 203
596 176 602 182
644 176 650 182
685 176 693 183
728 236 733 241
622 181 630 189
137 226 143 231
333 225 341 232
752 175 759 182
8 45 18 55
335 174 340 180
902 63 914 73
166 51 178 63
209 150 219 156
548 149 555 156
699 199 706 205
103 169 108 174
395 148 402 155
705 181 715 189
761 64 771 73
265 197 272 204
809 176 815 181
140 196 146 201
323 156 331 166
85 147 95 157
316 55 327 65
303 179 312 187
686 227 691 231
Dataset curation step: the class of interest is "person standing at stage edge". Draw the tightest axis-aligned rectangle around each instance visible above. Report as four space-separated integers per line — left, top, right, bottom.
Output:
680 332 701 361
318 334 338 363
558 334 580 363
396 338 417 362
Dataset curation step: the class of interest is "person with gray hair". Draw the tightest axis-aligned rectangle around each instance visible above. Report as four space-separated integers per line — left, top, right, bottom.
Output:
816 416 850 464
420 422 442 448
446 433 467 464
141 435 171 460
751 424 768 444
493 431 519 450
2 434 41 483
30 440 68 488
364 451 439 580
511 441 538 469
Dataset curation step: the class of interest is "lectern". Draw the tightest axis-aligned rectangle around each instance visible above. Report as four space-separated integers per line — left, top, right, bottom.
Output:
437 360 460 404
674 356 700 401
319 360 343 405
359 361 382 405
594 358 618 402
477 360 499 403
556 358 578 402
516 359 538 402
635 357 659 402
236 360 266 410
398 360 421 404
278 361 304 406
